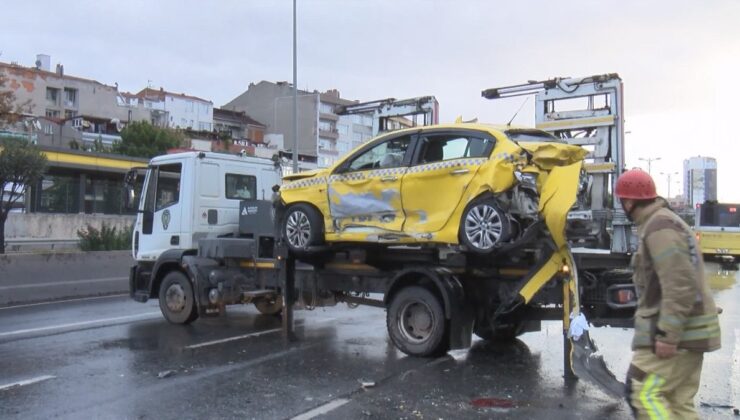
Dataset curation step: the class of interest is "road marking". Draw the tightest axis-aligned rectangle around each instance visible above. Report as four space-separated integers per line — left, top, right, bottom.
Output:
290 398 351 420
184 328 281 349
733 329 740 408
0 277 128 291
184 318 338 350
0 294 129 311
0 375 56 391
0 312 160 338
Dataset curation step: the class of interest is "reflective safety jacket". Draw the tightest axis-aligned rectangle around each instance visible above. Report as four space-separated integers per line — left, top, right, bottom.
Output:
631 200 721 352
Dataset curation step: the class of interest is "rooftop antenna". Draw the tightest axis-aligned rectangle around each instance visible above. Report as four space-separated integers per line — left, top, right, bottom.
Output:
507 96 530 127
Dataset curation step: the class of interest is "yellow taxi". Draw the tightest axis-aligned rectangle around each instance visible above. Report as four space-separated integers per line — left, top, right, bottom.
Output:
277 123 586 254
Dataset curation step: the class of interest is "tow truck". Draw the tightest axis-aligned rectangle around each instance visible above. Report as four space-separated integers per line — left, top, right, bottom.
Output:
125 74 635 391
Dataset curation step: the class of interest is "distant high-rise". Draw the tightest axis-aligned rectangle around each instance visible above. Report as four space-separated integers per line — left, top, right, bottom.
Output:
683 156 717 207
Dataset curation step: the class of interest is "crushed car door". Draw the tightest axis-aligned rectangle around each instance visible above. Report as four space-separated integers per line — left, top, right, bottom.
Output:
327 134 413 240
401 132 494 233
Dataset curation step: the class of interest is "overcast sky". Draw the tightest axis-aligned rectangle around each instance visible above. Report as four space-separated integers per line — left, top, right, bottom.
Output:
2 0 739 200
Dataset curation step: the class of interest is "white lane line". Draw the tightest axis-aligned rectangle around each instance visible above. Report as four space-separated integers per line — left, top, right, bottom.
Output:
733 329 739 408
0 312 160 338
184 317 338 350
290 398 351 420
0 277 128 291
185 328 281 349
0 294 129 311
0 375 56 391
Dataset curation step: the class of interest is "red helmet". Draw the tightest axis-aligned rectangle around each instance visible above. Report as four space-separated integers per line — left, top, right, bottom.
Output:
615 169 657 200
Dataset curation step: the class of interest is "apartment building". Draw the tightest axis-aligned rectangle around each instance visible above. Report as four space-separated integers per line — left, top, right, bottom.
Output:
135 87 213 131
224 81 374 169
0 54 153 147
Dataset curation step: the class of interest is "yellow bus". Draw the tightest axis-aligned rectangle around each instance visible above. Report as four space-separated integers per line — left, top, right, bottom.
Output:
695 202 740 257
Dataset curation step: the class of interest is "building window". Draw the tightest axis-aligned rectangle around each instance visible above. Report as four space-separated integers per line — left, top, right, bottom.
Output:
65 110 77 119
320 103 334 114
45 109 60 118
188 101 194 112
46 88 59 105
319 121 333 132
63 88 77 107
198 122 212 131
44 124 54 135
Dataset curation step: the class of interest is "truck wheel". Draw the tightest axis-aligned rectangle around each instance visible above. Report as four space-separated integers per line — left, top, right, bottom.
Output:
387 286 449 357
474 321 523 341
283 204 324 253
158 271 198 324
459 198 511 253
254 296 283 315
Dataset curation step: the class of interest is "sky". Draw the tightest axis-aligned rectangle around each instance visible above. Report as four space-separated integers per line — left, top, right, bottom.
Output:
2 0 739 200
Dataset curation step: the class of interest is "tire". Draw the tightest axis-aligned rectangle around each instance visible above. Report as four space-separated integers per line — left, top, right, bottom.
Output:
158 271 198 324
254 296 283 315
473 321 523 341
459 198 511 253
387 286 449 357
283 204 324 254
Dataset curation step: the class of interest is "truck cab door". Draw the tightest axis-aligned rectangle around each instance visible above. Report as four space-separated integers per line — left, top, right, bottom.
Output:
327 134 413 241
135 163 183 261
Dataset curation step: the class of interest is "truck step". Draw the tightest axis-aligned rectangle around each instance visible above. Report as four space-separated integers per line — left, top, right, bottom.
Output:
242 289 277 299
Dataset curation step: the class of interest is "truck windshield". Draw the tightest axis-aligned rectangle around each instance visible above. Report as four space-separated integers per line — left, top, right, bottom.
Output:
505 129 565 144
699 202 740 228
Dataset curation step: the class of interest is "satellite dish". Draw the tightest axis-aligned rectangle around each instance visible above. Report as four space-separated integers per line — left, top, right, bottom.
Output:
111 118 125 132
33 120 42 130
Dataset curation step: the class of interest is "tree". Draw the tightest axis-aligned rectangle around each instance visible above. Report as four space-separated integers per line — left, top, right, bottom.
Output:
112 121 184 158
0 138 48 254
0 72 31 126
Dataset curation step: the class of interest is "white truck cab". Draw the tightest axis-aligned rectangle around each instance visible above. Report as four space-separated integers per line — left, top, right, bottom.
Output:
127 151 281 262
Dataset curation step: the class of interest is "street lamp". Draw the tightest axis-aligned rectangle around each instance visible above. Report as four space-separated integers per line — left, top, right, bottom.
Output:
660 171 679 199
638 156 661 175
292 0 298 173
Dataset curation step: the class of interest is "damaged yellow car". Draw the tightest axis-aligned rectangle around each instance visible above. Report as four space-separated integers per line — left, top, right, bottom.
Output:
278 123 586 254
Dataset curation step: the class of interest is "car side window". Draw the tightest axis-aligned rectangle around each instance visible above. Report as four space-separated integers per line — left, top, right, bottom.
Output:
418 135 493 164
347 136 411 172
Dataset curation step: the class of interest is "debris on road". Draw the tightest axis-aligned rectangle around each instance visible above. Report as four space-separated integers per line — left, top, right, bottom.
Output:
360 380 376 388
470 397 517 409
157 370 176 379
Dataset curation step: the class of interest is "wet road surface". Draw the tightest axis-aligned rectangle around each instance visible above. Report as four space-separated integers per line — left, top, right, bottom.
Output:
0 262 737 419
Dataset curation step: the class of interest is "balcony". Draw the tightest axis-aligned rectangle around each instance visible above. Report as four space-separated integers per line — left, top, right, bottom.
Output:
318 128 339 140
81 132 122 146
319 112 338 121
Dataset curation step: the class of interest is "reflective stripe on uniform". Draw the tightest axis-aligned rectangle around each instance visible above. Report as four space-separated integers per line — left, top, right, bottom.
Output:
681 325 721 341
639 373 669 419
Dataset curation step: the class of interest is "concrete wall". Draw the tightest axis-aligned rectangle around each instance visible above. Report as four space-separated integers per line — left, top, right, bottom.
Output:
0 250 132 306
5 213 135 240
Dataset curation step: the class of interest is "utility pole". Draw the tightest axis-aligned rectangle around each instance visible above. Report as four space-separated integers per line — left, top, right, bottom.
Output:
292 0 298 174
638 156 661 175
660 171 679 198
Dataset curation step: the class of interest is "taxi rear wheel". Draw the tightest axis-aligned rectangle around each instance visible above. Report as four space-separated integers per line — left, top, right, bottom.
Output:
459 198 511 253
283 204 324 253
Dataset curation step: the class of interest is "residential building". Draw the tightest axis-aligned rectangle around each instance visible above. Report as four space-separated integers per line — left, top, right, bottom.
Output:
212 107 270 155
136 87 213 131
683 156 717 207
0 54 153 148
224 81 371 169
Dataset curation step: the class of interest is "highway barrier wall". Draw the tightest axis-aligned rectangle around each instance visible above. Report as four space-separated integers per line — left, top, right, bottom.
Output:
0 250 133 306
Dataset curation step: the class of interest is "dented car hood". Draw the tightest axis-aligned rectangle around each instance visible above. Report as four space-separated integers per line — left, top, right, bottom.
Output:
519 142 587 170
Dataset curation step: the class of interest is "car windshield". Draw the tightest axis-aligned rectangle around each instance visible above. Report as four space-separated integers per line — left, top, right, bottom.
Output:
505 129 565 144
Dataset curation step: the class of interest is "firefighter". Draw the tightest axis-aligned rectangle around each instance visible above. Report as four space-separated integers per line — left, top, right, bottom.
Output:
616 169 721 419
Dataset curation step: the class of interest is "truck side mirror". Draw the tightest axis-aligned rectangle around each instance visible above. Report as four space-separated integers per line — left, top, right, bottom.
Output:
123 169 138 211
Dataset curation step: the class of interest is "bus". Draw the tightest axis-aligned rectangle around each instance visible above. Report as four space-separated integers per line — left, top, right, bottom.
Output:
695 201 740 258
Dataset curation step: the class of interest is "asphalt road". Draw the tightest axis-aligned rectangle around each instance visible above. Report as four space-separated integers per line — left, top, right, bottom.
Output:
0 262 737 419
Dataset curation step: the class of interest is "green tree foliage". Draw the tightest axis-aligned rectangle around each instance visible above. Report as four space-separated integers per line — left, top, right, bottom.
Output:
0 138 48 254
112 121 184 158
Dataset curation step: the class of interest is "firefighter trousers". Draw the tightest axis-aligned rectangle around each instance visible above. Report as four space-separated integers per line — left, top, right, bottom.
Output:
626 348 704 420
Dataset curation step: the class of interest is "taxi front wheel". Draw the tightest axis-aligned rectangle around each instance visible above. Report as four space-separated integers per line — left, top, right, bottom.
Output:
459 198 511 253
283 204 324 254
